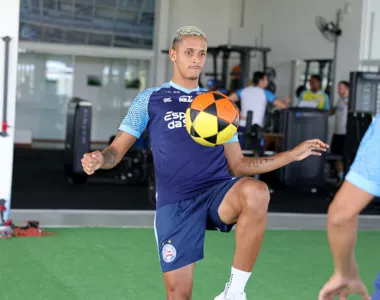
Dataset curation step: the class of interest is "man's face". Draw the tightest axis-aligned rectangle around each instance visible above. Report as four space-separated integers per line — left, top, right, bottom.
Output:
338 83 348 98
309 77 320 92
170 36 207 81
259 75 268 88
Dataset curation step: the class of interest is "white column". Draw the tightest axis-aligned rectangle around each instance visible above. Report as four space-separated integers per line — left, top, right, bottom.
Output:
151 0 171 86
0 0 20 221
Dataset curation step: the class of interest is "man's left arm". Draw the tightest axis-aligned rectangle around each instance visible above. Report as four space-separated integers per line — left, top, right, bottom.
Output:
264 89 288 109
224 138 328 176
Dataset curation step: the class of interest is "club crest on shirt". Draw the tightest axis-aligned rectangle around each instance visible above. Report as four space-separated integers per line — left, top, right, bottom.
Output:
162 243 177 263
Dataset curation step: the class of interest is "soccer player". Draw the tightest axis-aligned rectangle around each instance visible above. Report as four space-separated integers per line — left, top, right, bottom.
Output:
81 25 328 300
318 114 380 300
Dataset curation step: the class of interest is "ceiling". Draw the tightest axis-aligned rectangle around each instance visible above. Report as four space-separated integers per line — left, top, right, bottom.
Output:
19 0 156 49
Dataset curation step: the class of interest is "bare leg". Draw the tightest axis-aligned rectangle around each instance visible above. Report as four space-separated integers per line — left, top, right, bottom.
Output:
163 263 195 300
216 177 270 298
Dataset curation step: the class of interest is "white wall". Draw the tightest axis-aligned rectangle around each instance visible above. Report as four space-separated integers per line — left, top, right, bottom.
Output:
0 0 20 220
157 0 364 101
160 0 235 84
360 0 380 60
73 56 150 141
155 0 365 143
232 0 364 101
15 52 151 142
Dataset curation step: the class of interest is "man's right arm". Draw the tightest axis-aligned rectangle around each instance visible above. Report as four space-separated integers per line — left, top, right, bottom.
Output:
100 131 137 169
84 88 152 172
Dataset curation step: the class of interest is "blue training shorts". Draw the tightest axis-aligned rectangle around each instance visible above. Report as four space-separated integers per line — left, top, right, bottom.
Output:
373 272 380 300
345 115 380 197
154 177 243 273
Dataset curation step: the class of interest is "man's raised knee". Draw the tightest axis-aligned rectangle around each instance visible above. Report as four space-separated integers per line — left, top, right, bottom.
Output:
240 179 270 214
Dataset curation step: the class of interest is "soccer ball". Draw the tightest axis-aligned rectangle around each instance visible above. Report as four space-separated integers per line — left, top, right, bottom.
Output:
185 91 239 147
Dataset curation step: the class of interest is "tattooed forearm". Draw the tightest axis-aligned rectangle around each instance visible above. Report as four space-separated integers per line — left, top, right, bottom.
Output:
247 157 274 168
101 147 118 167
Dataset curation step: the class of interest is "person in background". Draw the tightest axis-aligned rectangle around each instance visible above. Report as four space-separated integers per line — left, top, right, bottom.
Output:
298 74 330 110
239 71 288 129
330 80 350 183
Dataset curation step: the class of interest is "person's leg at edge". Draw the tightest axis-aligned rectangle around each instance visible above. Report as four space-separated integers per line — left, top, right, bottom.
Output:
217 177 270 299
163 264 195 300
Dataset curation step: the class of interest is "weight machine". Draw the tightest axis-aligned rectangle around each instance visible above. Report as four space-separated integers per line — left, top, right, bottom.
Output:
204 45 271 90
161 45 273 91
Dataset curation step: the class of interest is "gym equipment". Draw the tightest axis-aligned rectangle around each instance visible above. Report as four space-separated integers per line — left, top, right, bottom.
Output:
242 111 264 156
267 81 276 94
207 45 271 89
349 72 380 115
278 108 328 189
264 66 277 82
162 45 273 91
90 140 151 186
1 36 11 137
64 97 92 184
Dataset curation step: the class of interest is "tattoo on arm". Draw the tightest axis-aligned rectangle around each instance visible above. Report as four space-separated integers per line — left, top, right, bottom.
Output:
102 147 117 166
247 157 274 168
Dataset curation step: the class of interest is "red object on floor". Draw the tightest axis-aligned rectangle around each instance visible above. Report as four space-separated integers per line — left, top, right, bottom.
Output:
12 221 54 238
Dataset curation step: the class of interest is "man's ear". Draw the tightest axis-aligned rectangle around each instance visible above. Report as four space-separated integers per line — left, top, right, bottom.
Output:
169 48 176 63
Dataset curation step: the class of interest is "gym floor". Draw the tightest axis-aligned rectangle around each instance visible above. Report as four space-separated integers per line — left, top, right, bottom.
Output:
1 228 379 300
5 147 380 300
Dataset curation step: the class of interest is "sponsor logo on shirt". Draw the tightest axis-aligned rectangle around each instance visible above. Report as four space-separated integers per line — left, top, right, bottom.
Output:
164 111 186 129
179 96 193 103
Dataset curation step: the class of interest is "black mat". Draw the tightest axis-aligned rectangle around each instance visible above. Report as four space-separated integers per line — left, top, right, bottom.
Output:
10 148 380 215
11 148 154 210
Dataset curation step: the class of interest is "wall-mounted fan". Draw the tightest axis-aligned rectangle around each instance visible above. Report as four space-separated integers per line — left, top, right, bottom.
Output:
314 10 344 106
315 15 342 42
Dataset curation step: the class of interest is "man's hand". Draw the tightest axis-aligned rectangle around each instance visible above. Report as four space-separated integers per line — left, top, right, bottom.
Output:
318 273 371 300
81 151 104 175
289 139 329 161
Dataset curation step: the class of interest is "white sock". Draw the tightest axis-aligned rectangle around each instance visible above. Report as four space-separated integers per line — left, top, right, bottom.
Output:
338 171 344 180
224 266 251 298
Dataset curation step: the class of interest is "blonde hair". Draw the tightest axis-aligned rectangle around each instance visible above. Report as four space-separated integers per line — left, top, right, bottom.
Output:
172 25 207 48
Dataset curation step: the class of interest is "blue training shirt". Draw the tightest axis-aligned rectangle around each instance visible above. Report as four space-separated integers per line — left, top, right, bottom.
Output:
264 89 276 103
345 114 380 197
119 81 239 208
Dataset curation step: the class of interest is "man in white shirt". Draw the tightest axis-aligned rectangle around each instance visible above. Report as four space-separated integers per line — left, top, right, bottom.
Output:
240 72 288 128
330 80 350 182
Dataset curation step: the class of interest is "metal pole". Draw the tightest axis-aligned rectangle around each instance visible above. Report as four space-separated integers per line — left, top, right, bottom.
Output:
330 9 342 108
1 36 11 137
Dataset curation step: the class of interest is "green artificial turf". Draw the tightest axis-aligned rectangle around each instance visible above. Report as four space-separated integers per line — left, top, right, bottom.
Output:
1 228 378 299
